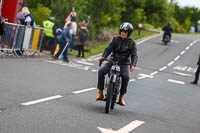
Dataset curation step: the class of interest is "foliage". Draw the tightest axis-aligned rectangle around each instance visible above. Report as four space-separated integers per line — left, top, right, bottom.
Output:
24 0 200 36
30 4 51 26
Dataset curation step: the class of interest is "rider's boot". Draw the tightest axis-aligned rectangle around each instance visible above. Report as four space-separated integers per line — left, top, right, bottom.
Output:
119 94 126 106
96 90 104 101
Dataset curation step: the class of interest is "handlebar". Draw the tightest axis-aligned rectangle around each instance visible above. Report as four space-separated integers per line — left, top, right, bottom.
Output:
99 58 131 67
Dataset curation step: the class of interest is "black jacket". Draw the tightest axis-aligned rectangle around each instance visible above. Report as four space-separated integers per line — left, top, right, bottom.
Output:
102 36 138 66
163 25 173 34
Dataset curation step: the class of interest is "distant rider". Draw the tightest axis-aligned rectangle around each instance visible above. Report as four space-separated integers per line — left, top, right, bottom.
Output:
162 23 173 42
96 22 138 106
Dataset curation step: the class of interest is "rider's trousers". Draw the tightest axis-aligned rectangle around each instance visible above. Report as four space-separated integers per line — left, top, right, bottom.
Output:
97 63 129 95
193 65 200 83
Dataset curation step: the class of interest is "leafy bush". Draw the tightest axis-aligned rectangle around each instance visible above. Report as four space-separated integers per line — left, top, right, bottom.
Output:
30 4 51 27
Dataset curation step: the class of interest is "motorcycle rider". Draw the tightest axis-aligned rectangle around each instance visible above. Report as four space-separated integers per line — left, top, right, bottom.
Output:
162 22 173 42
96 22 138 106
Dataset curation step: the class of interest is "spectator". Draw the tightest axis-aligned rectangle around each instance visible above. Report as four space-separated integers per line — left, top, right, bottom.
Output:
16 11 25 24
21 7 34 26
0 15 4 46
77 22 88 58
43 16 57 55
64 15 77 51
53 22 72 62
191 54 200 85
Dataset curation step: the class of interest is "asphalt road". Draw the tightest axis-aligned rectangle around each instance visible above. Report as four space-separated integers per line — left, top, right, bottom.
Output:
0 34 200 133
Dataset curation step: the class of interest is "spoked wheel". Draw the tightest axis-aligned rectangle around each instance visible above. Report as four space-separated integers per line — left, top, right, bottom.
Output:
105 84 113 113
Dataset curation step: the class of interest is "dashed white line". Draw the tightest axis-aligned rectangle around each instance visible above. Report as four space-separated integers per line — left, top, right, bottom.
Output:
159 66 167 71
189 43 194 46
72 87 97 94
21 95 63 106
167 61 174 66
168 79 185 85
180 51 185 55
185 46 190 50
174 56 180 61
150 71 158 76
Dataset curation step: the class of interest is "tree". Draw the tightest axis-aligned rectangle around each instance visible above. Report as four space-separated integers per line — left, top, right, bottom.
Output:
87 0 123 31
122 0 146 27
144 0 169 26
30 4 51 26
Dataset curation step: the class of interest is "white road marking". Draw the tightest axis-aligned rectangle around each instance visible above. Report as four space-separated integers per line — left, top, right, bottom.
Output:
174 66 188 71
168 79 185 85
174 72 192 77
150 71 158 76
21 95 63 106
171 40 179 43
180 51 185 55
189 43 194 46
98 120 145 133
72 87 97 94
137 73 153 79
129 79 136 82
185 46 190 50
174 56 180 61
159 66 167 71
167 61 174 66
187 67 196 73
74 60 94 66
92 69 98 72
135 67 142 70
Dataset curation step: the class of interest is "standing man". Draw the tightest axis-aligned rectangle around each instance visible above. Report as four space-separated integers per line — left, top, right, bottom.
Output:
53 23 72 62
191 54 200 85
96 22 138 106
64 16 77 52
43 17 57 55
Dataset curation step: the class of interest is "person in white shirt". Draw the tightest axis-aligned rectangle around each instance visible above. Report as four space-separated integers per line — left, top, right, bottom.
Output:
64 16 77 51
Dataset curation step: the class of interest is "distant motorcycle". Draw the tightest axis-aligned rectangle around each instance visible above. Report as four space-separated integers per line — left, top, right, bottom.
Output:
162 34 170 45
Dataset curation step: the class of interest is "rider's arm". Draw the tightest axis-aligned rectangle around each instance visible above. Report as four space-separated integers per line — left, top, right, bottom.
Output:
130 40 138 67
102 37 115 58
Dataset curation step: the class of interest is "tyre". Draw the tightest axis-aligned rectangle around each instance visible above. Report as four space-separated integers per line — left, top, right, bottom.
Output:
111 95 117 109
105 83 113 113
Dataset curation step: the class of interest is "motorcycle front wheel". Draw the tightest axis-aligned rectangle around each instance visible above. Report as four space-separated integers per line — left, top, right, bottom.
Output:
105 83 113 113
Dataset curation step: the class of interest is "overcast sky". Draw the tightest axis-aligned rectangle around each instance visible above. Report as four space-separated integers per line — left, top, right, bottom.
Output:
175 0 200 9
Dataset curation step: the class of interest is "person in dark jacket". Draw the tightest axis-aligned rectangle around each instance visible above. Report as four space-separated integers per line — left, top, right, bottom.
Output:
21 7 34 26
77 22 88 58
191 54 200 85
162 23 173 41
96 22 138 106
53 22 72 62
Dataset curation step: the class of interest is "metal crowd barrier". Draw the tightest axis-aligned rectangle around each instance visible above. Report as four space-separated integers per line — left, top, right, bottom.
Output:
0 22 44 58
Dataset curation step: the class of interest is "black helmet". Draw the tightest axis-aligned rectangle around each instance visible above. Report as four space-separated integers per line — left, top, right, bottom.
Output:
119 22 133 37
